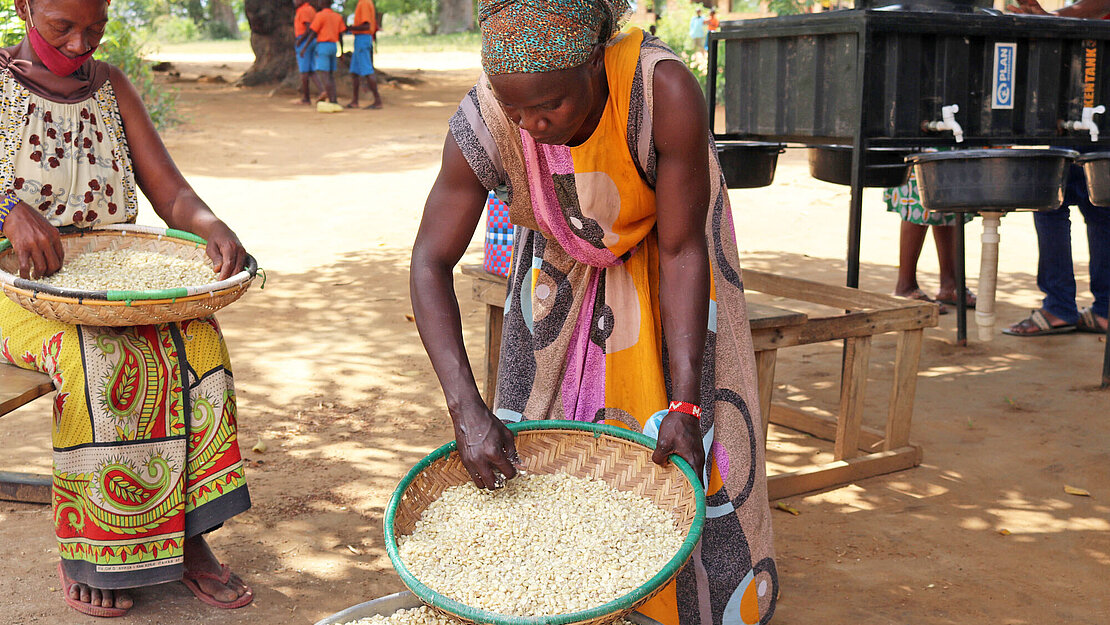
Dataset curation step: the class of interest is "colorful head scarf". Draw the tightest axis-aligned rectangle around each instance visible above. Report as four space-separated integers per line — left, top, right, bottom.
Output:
478 0 630 75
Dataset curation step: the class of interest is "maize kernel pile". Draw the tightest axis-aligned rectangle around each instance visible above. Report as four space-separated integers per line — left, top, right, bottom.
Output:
339 606 635 625
36 249 215 290
398 472 684 617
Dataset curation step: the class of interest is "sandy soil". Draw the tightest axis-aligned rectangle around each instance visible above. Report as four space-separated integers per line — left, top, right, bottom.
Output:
1 49 1108 625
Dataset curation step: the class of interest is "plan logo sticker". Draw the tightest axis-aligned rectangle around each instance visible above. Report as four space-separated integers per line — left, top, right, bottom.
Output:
992 43 1017 110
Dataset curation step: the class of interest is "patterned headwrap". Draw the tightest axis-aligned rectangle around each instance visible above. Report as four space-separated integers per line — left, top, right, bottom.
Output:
478 0 630 75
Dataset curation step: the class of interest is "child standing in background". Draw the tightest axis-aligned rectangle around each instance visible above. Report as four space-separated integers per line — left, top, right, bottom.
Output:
348 0 383 109
309 0 346 109
294 0 325 104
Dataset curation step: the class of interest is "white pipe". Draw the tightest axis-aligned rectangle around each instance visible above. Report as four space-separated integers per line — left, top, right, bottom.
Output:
976 212 1003 342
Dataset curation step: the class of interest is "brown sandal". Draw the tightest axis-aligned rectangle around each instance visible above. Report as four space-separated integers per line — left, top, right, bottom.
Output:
1077 306 1109 334
1003 309 1076 336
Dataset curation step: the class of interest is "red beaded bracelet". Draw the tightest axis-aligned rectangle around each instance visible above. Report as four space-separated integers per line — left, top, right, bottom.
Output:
668 400 701 419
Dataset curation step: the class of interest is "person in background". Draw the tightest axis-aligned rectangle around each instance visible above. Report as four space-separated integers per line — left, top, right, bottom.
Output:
884 171 976 313
294 0 325 104
1003 0 1110 335
308 0 346 109
2 0 252 616
705 8 720 35
347 0 383 109
689 7 706 50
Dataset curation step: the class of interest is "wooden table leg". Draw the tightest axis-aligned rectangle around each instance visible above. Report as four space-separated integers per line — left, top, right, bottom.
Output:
835 335 871 460
885 329 923 450
755 349 778 448
483 304 504 409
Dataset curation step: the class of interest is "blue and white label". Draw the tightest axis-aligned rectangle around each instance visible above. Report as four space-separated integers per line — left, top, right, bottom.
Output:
992 43 1017 110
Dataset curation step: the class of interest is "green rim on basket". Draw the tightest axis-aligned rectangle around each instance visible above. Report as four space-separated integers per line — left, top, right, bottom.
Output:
0 226 257 302
383 419 707 625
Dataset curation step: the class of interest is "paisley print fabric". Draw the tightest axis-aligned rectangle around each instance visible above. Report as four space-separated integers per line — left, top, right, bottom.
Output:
450 28 777 625
0 297 249 589
1 69 138 229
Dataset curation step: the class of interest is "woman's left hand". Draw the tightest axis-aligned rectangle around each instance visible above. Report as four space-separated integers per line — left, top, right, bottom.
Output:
652 412 705 482
202 222 247 281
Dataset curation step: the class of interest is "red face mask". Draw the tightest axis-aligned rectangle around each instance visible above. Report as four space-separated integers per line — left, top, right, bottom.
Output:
27 8 97 77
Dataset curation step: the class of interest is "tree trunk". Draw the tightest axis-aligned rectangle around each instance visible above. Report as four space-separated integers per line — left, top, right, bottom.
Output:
209 0 240 39
437 0 475 34
241 0 296 86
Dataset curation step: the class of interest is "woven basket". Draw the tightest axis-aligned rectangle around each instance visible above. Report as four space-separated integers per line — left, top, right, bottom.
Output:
385 420 706 625
0 225 257 326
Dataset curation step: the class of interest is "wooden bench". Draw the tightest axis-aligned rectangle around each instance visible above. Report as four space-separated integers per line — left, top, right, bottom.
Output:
461 264 938 501
0 366 54 504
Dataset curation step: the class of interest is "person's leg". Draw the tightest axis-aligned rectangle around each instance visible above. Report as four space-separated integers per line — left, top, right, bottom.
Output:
300 73 312 104
1079 202 1110 326
932 222 976 306
894 220 928 297
1034 205 1079 323
348 74 361 107
365 74 382 108
326 70 338 103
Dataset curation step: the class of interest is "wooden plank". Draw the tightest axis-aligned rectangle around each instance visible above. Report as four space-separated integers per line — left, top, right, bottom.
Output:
747 302 807 330
0 471 51 504
0 366 53 418
744 268 935 312
754 350 777 446
885 329 924 450
484 305 503 409
750 306 936 351
767 446 923 501
769 403 886 451
835 335 871 461
461 264 509 308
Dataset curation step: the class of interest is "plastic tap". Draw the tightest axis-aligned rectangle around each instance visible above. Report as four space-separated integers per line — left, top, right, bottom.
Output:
924 104 964 143
1062 105 1106 142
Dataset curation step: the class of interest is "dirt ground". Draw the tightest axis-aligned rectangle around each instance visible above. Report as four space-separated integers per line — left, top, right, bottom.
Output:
1 49 1108 625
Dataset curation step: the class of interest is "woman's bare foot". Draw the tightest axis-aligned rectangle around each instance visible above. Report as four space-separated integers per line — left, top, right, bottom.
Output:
58 561 133 616
182 535 251 605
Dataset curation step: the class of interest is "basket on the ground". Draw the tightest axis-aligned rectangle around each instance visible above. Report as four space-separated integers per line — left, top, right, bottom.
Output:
0 225 258 326
384 420 706 625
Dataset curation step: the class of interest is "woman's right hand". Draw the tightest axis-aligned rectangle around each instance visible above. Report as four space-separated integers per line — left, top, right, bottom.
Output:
3 201 64 279
452 405 520 490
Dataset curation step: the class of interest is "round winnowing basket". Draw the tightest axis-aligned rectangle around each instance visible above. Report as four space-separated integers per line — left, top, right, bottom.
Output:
0 225 257 326
384 420 706 625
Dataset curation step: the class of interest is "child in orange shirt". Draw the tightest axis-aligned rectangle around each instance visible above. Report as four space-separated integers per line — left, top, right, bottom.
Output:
309 0 346 105
347 0 383 109
294 0 325 104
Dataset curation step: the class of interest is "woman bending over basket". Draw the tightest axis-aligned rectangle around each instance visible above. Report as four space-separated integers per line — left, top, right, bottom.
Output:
409 0 777 622
0 0 253 617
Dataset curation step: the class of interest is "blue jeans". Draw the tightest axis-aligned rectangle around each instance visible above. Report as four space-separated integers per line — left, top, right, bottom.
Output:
1033 164 1110 323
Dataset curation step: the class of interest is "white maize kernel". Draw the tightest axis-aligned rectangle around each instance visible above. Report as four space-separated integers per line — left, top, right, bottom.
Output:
36 249 215 291
397 472 683 618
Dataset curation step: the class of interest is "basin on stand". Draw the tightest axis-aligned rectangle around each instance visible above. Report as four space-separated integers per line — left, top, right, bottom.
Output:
908 149 1077 341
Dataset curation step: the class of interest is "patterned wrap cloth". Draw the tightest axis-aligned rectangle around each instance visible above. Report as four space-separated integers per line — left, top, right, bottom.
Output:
478 0 630 74
0 63 249 589
451 29 778 625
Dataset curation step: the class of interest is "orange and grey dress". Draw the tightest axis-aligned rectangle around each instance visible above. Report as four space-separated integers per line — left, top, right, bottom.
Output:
0 44 249 590
450 28 777 625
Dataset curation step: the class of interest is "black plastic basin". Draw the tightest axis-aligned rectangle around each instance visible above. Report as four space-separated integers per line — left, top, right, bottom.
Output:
716 142 784 189
808 146 914 188
907 149 1077 213
1077 151 1110 207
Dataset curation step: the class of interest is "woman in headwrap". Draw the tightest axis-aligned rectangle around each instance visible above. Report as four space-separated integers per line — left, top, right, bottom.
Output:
410 1 778 623
2 0 252 616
